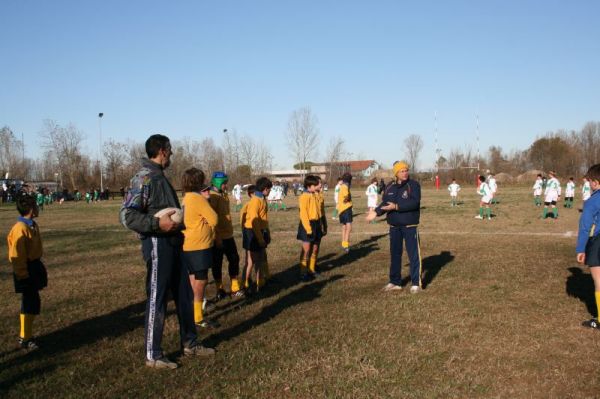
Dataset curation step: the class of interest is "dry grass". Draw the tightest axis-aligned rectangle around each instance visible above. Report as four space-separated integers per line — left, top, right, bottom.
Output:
1 185 599 398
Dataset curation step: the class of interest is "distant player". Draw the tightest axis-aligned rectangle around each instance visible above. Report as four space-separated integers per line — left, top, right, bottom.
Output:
332 177 342 220
448 178 461 207
564 177 575 209
266 181 277 211
583 177 592 202
365 178 379 220
532 174 543 206
543 170 561 219
475 175 492 220
232 183 242 212
487 172 498 204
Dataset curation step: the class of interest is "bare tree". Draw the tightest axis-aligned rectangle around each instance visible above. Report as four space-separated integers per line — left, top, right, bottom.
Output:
404 134 424 171
323 136 345 185
0 126 24 178
103 139 129 188
40 120 85 190
285 107 319 175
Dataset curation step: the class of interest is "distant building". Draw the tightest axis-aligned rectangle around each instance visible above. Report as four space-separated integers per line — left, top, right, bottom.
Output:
270 160 380 185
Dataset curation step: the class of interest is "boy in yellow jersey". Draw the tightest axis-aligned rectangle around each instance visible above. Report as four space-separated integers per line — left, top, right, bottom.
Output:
337 172 353 253
181 168 221 328
242 177 272 293
208 172 243 300
240 185 256 289
7 193 47 351
297 175 324 281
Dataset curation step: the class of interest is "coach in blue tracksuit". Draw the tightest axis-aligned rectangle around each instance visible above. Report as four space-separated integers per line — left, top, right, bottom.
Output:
366 161 422 293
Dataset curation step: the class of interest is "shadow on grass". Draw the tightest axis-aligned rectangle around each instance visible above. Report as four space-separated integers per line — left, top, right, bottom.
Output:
566 267 596 317
422 251 454 289
0 301 146 393
209 234 385 320
204 274 344 347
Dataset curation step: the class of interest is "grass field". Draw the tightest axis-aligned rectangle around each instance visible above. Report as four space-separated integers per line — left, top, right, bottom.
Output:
1 185 599 398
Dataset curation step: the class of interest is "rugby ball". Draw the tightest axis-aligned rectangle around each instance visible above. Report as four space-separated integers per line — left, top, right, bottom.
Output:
154 207 183 224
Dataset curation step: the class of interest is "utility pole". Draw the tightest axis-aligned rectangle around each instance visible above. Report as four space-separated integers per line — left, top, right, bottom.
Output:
98 113 104 192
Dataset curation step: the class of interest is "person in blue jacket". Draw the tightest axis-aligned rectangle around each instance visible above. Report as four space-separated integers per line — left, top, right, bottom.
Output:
366 161 422 293
576 164 600 329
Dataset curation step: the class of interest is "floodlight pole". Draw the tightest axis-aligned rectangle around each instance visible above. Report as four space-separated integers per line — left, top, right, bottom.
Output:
98 113 104 192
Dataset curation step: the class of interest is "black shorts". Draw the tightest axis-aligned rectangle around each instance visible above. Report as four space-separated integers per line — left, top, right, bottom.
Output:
544 201 557 206
339 208 353 224
13 259 47 293
243 228 270 251
297 220 323 244
182 248 212 279
585 235 600 267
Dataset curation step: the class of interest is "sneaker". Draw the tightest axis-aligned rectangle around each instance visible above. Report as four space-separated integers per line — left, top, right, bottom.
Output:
215 289 228 302
183 344 215 357
146 357 178 369
474 215 483 219
382 283 402 292
410 285 421 294
18 338 39 352
197 318 221 329
582 318 600 329
342 246 350 254
231 289 245 299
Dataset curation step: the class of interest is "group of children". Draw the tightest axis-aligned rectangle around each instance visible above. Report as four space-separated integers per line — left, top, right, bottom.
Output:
532 172 592 219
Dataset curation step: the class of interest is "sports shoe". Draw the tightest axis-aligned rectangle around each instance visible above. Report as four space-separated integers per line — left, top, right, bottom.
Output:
231 289 245 299
146 357 178 369
197 318 220 329
582 318 600 329
215 289 228 302
18 338 39 352
183 344 215 357
382 283 402 292
474 215 483 219
301 273 315 282
410 285 421 294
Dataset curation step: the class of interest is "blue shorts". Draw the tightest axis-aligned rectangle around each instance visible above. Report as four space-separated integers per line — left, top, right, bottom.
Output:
297 220 323 244
13 259 47 293
339 208 353 225
243 228 270 252
585 235 600 267
182 248 212 279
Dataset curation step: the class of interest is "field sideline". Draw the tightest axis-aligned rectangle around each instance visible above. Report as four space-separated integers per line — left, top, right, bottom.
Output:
1 186 599 398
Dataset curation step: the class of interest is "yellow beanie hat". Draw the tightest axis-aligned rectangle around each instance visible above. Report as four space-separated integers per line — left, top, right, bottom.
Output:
393 161 409 176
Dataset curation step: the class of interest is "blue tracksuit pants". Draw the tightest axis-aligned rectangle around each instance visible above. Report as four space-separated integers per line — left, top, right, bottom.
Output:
389 225 422 287
142 236 197 361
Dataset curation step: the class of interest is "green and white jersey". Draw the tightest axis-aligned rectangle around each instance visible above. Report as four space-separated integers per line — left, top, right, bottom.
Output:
544 177 561 201
478 182 492 197
365 183 378 197
334 183 342 204
532 178 543 194
565 181 575 197
583 181 592 201
448 183 461 196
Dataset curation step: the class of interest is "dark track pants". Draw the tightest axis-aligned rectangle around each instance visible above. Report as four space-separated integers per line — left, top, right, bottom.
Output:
212 237 240 280
142 236 197 361
389 225 422 287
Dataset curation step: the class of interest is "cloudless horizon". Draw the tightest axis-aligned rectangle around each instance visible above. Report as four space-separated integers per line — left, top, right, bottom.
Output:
2 0 599 170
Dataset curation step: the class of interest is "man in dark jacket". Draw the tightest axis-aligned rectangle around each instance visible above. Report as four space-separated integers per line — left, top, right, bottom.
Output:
121 134 214 370
366 161 422 293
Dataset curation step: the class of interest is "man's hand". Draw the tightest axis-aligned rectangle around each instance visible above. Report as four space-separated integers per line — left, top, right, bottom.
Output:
158 210 180 232
577 253 586 264
365 209 377 222
380 202 397 212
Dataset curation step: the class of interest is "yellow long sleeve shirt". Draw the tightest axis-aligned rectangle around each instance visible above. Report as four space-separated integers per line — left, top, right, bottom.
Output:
182 192 218 251
315 191 325 219
240 202 249 227
244 194 269 245
7 218 43 280
336 183 352 213
208 189 234 241
299 192 319 234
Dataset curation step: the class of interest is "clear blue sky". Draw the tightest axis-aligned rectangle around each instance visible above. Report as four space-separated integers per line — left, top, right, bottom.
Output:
1 0 598 170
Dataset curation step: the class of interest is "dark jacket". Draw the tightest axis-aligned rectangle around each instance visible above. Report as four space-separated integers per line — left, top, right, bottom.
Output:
120 159 181 237
375 178 421 226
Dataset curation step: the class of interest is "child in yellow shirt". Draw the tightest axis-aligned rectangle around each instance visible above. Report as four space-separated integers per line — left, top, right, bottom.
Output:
337 172 353 253
7 193 47 351
297 175 324 281
181 168 219 328
242 177 272 293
